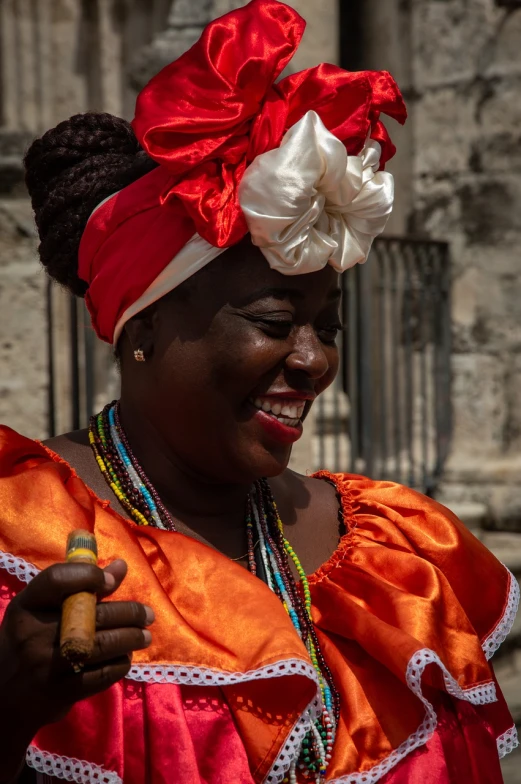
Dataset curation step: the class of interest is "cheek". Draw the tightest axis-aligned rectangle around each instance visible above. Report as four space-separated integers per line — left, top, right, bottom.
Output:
316 345 340 395
155 325 281 406
209 331 282 394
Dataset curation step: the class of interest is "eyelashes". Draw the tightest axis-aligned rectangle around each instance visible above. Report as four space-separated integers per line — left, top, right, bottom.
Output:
254 318 344 344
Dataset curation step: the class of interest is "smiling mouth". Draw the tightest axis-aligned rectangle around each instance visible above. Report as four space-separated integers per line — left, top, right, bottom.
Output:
249 396 306 428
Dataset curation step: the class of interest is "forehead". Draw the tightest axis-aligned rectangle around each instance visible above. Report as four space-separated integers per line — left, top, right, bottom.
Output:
192 239 341 307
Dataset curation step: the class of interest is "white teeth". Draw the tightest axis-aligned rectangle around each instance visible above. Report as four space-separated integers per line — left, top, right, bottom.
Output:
249 396 308 428
279 416 300 427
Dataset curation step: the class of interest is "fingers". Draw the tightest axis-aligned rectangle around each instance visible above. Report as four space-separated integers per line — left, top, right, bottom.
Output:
18 563 108 610
16 560 129 611
89 627 151 665
66 656 133 700
96 601 154 630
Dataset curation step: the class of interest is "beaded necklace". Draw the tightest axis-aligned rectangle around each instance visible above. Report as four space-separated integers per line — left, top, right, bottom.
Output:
89 401 339 783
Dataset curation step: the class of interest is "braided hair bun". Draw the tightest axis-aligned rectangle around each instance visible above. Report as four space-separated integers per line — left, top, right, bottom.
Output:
24 112 157 297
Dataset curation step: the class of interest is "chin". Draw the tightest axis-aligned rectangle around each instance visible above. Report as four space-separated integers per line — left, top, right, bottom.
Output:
245 443 293 481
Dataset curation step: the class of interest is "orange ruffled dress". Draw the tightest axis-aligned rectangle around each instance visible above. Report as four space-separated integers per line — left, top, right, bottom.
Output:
0 426 517 783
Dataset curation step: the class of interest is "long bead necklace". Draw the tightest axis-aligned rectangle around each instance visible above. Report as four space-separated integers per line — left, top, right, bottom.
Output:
89 401 339 782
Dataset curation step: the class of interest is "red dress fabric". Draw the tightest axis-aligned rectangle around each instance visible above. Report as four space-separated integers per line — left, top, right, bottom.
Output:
382 697 505 784
0 427 516 783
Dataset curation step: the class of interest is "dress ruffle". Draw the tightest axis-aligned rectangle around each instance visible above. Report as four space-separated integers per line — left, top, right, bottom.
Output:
308 471 519 780
0 429 517 783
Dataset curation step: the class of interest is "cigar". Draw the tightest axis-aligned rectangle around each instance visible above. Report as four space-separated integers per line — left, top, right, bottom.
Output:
60 530 98 672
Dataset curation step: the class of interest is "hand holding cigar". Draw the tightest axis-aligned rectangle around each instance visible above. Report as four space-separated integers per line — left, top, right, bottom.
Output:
0 540 154 774
60 529 99 671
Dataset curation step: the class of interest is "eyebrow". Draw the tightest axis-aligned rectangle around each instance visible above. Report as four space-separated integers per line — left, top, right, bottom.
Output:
241 286 342 304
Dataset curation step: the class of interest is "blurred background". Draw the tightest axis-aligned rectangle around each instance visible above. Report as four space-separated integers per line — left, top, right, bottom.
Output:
0 0 520 778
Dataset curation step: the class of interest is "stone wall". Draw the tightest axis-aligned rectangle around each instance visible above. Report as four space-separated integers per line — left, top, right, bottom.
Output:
0 0 172 439
360 0 521 530
0 139 46 436
1 0 521 522
411 0 521 529
129 0 338 98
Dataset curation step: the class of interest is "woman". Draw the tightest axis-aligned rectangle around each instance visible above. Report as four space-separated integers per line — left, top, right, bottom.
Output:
0 1 517 783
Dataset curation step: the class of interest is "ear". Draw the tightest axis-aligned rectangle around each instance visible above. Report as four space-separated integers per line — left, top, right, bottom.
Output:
122 303 158 361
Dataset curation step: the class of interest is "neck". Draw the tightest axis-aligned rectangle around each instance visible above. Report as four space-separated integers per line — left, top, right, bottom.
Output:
118 397 251 539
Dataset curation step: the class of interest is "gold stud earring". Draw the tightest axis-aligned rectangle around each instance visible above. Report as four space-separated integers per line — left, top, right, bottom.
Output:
133 348 145 362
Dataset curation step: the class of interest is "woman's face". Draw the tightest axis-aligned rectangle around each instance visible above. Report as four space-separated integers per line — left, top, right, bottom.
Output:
121 240 342 483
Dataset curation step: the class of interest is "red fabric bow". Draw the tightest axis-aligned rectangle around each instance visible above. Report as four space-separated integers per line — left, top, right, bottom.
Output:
79 0 406 344
133 0 406 249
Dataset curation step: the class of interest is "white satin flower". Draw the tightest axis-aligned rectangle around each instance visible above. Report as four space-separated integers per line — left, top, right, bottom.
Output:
238 110 394 275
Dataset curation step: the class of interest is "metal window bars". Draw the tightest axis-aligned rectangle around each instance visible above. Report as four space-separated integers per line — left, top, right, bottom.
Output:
315 236 451 495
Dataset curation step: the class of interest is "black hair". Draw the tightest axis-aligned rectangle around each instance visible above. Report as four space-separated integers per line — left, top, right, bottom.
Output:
24 112 158 297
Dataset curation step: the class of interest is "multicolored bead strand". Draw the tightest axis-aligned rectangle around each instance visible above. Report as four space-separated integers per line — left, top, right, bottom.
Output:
249 480 339 781
89 402 175 530
245 495 257 576
96 405 153 523
89 427 150 526
113 403 174 528
262 479 341 728
89 400 338 782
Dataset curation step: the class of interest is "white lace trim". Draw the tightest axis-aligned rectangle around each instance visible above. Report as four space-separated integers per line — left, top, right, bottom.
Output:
2 553 518 783
128 660 323 783
128 658 320 688
1 553 518 664
26 723 520 784
266 694 323 783
26 746 121 784
0 549 39 583
482 566 520 660
497 725 519 759
328 647 497 783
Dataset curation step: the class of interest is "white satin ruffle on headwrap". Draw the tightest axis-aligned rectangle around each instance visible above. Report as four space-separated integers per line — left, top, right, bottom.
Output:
113 110 394 345
239 110 394 275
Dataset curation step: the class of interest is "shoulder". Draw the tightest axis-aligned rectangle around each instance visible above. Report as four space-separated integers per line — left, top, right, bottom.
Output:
43 428 91 466
269 468 430 567
0 424 96 489
273 468 340 517
304 472 515 649
269 469 345 575
0 424 114 507
44 429 118 507
308 470 462 536
0 424 48 467
275 469 435 533
0 424 90 464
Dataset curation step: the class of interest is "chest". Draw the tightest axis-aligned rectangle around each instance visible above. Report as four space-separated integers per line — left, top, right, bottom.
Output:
45 436 344 577
272 481 344 576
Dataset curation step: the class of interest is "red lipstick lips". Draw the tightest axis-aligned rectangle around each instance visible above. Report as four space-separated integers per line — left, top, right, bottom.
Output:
252 407 303 444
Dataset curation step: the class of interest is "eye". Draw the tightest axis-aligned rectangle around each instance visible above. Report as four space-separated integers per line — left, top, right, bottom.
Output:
257 317 293 338
317 322 344 344
242 311 294 338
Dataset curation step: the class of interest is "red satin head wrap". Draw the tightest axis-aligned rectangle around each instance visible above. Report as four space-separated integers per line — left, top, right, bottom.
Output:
78 0 407 344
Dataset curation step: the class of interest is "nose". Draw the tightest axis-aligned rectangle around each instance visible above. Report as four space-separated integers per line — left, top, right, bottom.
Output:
285 325 330 380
